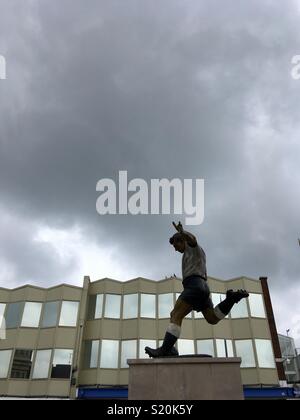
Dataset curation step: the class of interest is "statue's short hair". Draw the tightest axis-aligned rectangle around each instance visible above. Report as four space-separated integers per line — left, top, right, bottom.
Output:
169 233 184 244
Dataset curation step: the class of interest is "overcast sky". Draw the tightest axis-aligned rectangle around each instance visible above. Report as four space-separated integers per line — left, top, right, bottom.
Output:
0 0 300 346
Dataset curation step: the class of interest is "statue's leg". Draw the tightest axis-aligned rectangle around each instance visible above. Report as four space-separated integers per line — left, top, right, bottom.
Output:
145 298 192 358
211 289 249 322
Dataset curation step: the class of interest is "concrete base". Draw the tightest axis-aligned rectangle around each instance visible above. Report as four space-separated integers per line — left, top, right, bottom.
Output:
128 357 244 400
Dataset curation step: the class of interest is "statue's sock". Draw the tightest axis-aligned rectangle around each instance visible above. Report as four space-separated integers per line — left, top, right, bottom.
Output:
214 296 235 319
161 323 181 352
214 290 249 319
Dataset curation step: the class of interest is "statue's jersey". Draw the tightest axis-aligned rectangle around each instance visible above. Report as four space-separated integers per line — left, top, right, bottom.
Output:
182 243 207 280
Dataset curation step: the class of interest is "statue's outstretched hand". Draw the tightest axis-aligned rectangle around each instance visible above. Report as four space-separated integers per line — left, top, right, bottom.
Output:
172 221 183 233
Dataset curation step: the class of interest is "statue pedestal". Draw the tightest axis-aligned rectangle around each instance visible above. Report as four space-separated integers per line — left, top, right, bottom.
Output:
127 356 244 400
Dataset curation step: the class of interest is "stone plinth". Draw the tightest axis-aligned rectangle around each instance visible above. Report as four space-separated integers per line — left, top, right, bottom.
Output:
128 356 244 400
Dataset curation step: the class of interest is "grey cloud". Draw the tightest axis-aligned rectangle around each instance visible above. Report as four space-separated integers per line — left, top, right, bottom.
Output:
0 206 79 287
0 0 300 343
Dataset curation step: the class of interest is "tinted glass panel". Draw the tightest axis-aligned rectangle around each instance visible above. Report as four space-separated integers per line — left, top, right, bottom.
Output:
32 350 51 379
21 302 42 328
249 294 266 318
0 304 5 319
100 340 119 368
104 295 121 319
95 294 104 318
83 340 100 369
139 339 157 358
235 340 256 368
51 349 73 378
59 301 79 327
177 339 195 355
11 349 33 379
123 294 138 319
194 310 204 318
255 339 276 368
226 340 234 357
196 339 215 357
6 302 24 329
42 302 59 328
158 293 173 318
0 304 6 340
230 298 248 318
140 294 156 318
216 339 226 357
121 340 137 368
0 350 12 378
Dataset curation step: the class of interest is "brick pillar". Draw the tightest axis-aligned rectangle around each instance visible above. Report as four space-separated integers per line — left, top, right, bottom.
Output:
260 277 286 382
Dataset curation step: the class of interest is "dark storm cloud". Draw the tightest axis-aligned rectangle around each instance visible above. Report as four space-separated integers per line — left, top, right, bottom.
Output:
0 205 79 287
0 0 300 340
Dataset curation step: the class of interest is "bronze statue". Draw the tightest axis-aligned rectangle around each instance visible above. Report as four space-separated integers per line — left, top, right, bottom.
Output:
145 222 249 358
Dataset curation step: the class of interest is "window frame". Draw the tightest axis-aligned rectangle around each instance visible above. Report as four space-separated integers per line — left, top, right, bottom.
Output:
58 301 80 327
140 293 156 319
0 349 13 379
248 293 266 319
158 293 174 319
21 302 43 328
122 294 139 319
32 349 52 380
103 294 122 319
50 348 74 379
5 302 25 329
40 301 61 329
10 348 35 380
99 339 120 369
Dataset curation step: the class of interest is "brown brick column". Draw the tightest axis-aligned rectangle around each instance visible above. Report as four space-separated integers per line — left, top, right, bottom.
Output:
260 277 286 382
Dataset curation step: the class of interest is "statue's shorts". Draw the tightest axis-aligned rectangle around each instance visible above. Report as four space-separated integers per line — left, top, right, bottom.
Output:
178 275 214 312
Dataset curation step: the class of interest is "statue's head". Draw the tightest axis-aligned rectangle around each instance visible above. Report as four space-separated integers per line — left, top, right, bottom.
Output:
169 233 186 253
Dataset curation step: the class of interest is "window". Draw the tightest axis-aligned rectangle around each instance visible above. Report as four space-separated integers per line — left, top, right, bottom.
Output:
87 294 103 320
194 310 204 318
176 293 192 318
140 294 156 318
235 340 256 368
177 339 195 355
41 301 59 328
255 339 276 368
216 339 234 357
51 349 73 379
196 339 215 357
212 293 229 318
230 298 248 318
0 350 12 379
123 294 138 319
21 302 42 328
211 293 222 307
32 350 52 379
83 340 100 369
0 304 6 340
249 294 266 318
100 340 119 368
0 303 5 319
158 293 173 318
95 294 104 318
216 339 226 357
6 302 24 329
121 340 137 368
11 349 33 379
226 340 234 357
104 295 121 319
59 301 79 327
139 339 156 358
